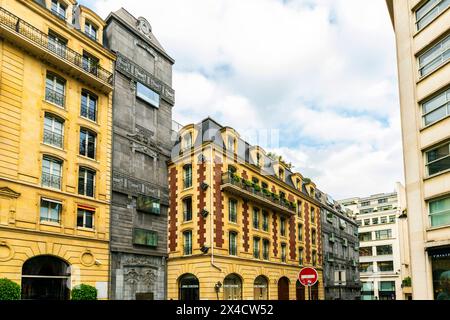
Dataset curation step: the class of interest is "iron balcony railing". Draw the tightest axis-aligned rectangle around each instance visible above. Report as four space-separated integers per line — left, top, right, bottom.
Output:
43 129 63 148
42 172 62 189
45 87 65 107
0 7 113 85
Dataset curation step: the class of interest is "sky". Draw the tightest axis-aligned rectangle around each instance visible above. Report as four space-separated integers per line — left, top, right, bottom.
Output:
79 0 404 200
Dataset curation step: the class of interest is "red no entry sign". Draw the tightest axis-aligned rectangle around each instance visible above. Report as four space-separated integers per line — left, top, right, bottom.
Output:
298 267 318 287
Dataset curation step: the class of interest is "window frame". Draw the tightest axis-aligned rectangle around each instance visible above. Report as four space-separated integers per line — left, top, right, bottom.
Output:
79 128 97 159
78 167 96 198
42 156 63 190
422 88 450 127
40 198 62 224
415 0 450 31
76 207 95 229
428 196 450 227
425 141 450 177
418 34 450 77
81 90 98 122
43 113 64 149
183 230 192 256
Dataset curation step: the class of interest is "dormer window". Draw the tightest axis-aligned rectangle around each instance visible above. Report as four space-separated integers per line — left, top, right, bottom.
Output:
182 132 193 150
296 178 301 189
85 21 98 41
51 0 67 20
256 153 261 167
227 136 235 153
279 168 284 180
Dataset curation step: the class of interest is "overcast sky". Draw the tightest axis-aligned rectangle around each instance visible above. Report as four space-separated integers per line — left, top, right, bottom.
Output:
79 0 403 200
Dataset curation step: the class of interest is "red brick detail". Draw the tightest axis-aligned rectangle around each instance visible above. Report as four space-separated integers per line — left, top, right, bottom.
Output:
271 186 276 193
288 194 294 202
242 201 250 252
169 167 178 252
242 170 248 180
289 215 296 261
197 162 206 247
213 159 224 248
272 213 278 257
304 203 311 263
316 207 322 265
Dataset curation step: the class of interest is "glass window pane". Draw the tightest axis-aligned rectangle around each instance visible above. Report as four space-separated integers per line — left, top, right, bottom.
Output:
137 82 160 108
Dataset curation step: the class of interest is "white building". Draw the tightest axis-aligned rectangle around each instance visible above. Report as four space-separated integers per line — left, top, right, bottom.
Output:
339 183 411 300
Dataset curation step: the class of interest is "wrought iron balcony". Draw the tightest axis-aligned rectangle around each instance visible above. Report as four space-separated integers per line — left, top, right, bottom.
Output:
45 87 65 107
0 7 113 93
42 172 61 189
221 172 296 215
43 129 63 148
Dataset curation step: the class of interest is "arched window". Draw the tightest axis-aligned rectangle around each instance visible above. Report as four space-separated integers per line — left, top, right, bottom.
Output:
254 276 268 300
43 113 64 148
224 274 242 300
178 273 199 300
21 255 70 300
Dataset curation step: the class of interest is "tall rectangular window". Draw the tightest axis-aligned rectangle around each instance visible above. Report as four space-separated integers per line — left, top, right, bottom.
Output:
229 232 237 256
84 21 98 40
429 197 450 227
183 164 192 189
44 113 64 148
183 197 192 222
183 231 192 255
280 217 286 236
262 239 270 260
419 34 450 77
82 51 99 75
77 207 94 229
312 250 317 266
253 208 260 229
45 73 65 107
81 91 97 122
78 167 95 197
262 211 269 231
415 0 450 30
426 142 450 176
229 199 237 223
253 238 260 259
311 207 315 223
42 156 62 189
137 82 160 108
51 0 66 20
297 200 302 217
377 261 394 272
281 243 287 263
298 248 303 265
182 133 192 150
312 229 316 245
423 88 450 126
40 198 62 223
79 128 96 159
298 223 303 241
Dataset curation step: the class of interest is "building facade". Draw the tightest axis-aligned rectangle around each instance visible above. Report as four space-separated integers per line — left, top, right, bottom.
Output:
167 118 324 300
316 190 360 300
340 184 409 300
104 9 175 300
0 0 114 299
386 0 450 300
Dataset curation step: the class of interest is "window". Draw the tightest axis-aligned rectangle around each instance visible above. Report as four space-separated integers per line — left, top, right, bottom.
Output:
298 224 303 241
381 216 387 224
359 262 373 273
297 200 302 217
262 211 269 231
364 219 370 226
256 153 261 167
359 247 373 257
82 52 99 74
81 91 97 122
84 21 98 40
311 229 316 245
253 238 260 259
375 229 392 240
311 207 316 223
361 282 374 300
183 164 192 189
312 250 317 266
279 168 284 180
326 210 334 223
372 218 379 225
339 218 346 229
77 207 94 229
182 132 193 150
298 248 304 265
280 217 286 236
42 156 62 189
40 198 62 223
360 208 374 214
422 88 450 126
415 0 450 30
78 167 95 197
183 231 192 255
376 245 393 256
229 199 237 223
44 113 64 148
136 196 160 215
378 261 394 272
228 165 237 174
137 82 160 108
359 232 372 242
45 73 65 107
253 208 260 229
183 197 192 222
361 201 370 207
79 128 96 159
51 0 66 20
426 142 450 176
429 197 450 227
229 232 237 256
419 34 449 77
133 229 158 247
281 243 287 263
262 239 270 260
48 31 67 58
378 198 388 204
389 215 396 223
227 136 235 152
356 220 362 226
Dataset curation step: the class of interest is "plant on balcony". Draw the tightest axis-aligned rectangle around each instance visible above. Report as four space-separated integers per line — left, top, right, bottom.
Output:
272 193 280 201
0 278 21 300
253 184 261 192
243 179 253 188
71 284 97 300
290 201 297 209
402 277 412 288
262 188 270 195
232 173 241 183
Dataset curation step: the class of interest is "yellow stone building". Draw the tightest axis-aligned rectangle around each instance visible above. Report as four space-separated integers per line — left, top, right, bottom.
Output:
167 118 324 300
0 0 114 299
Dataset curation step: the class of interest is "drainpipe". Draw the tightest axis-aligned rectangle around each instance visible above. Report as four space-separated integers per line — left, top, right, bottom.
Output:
209 144 221 272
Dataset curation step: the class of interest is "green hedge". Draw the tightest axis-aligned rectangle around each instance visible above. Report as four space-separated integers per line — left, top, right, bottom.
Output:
0 278 21 300
71 284 97 300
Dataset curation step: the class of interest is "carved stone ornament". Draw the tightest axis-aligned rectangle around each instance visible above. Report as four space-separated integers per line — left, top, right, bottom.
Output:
124 268 140 284
136 17 152 37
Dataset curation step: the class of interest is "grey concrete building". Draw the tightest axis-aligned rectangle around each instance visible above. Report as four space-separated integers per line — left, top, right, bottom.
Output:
316 190 361 300
104 8 175 300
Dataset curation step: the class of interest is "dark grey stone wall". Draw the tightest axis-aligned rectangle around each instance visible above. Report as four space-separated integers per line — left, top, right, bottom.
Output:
105 9 174 300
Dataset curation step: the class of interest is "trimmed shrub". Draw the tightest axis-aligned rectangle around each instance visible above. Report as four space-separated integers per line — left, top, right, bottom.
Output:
71 284 97 300
0 278 21 300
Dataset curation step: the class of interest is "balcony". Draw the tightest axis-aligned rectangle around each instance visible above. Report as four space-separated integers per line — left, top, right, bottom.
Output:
43 129 63 148
221 172 296 215
0 7 113 93
45 87 65 108
42 172 61 190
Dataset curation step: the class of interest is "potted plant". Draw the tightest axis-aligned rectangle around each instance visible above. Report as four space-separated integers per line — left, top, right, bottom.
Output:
232 173 240 183
243 179 253 189
0 278 21 300
253 184 261 192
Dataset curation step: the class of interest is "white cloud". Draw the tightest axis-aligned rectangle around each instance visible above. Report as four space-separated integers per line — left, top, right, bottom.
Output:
83 0 403 199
